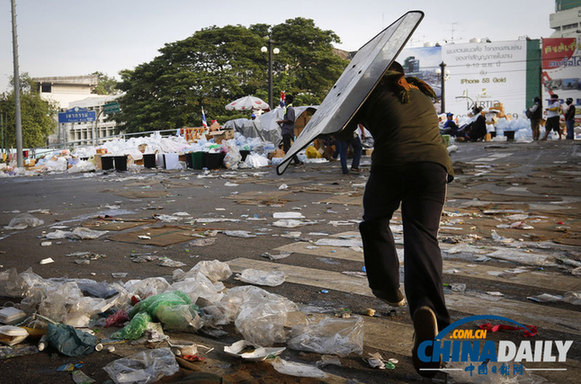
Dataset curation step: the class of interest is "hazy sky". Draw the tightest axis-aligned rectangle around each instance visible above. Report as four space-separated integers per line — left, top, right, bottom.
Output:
0 0 555 92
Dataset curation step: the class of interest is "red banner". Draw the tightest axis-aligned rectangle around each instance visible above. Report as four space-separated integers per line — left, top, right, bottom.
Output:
542 38 577 69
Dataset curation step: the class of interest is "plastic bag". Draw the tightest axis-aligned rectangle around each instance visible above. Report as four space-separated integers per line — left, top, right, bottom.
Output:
156 304 202 332
175 260 232 283
170 274 224 305
124 277 170 298
287 315 364 357
0 268 28 298
223 145 242 169
129 290 190 319
235 269 286 287
270 357 328 379
305 145 322 159
47 323 98 357
77 280 118 299
103 347 179 384
230 286 298 346
111 312 152 340
4 213 44 230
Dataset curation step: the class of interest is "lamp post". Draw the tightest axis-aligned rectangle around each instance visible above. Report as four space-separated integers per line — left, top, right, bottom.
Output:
436 61 450 114
261 38 279 109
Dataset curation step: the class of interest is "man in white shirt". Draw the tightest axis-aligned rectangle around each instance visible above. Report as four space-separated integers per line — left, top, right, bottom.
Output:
543 94 563 140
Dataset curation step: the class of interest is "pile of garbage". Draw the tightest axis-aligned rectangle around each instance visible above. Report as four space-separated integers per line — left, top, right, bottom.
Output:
0 259 364 382
0 131 320 177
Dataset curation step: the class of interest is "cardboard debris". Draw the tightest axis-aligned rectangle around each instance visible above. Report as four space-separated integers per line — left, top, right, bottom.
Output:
82 217 156 231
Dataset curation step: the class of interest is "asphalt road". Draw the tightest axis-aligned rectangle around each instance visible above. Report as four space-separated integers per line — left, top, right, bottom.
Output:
0 140 579 384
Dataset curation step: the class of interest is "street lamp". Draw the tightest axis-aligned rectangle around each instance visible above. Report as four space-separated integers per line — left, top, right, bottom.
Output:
261 38 279 109
436 61 450 114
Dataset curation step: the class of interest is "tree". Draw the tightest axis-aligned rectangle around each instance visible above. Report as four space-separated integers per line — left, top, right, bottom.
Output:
0 74 57 148
91 71 119 95
115 19 348 133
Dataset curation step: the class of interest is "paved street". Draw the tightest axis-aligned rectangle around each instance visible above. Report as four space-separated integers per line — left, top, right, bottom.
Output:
0 140 579 383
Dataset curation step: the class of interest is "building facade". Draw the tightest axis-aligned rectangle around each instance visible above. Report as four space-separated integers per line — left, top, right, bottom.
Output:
550 0 581 38
33 76 121 146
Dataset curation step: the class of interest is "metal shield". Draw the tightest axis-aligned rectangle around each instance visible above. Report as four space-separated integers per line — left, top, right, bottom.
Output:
277 10 424 175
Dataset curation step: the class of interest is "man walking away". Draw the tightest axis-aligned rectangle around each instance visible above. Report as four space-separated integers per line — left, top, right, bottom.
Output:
565 98 576 140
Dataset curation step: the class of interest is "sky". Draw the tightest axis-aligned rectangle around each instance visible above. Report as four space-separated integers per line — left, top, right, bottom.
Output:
0 0 556 92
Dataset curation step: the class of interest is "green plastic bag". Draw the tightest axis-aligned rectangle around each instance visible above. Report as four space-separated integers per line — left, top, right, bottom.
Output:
129 290 191 319
47 323 98 357
111 312 152 340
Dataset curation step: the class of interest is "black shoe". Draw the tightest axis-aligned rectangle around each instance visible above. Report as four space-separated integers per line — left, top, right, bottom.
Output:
342 169 349 174
372 288 406 307
351 167 361 173
412 306 440 378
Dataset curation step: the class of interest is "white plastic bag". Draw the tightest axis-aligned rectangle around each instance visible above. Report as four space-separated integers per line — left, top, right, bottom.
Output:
231 286 298 346
235 269 286 287
288 315 364 357
103 348 179 384
4 213 44 230
176 260 232 283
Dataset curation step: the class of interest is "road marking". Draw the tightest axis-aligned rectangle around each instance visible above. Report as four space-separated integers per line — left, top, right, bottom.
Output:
273 243 580 293
227 258 581 336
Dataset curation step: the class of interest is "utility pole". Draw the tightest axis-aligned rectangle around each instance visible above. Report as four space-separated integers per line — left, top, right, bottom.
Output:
11 0 23 168
439 61 447 114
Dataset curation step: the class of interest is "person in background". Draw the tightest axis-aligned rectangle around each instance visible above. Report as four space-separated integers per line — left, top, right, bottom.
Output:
336 124 363 174
277 94 302 165
564 98 576 140
527 97 543 140
442 112 461 137
543 94 562 140
343 61 453 378
465 106 486 141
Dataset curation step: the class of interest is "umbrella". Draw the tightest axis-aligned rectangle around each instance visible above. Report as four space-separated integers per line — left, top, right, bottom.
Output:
225 96 270 111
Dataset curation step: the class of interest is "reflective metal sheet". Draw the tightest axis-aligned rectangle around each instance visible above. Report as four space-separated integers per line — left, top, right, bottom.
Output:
277 10 424 175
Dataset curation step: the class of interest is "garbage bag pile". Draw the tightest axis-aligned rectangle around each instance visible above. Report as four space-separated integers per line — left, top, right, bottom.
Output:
0 259 366 382
0 130 300 177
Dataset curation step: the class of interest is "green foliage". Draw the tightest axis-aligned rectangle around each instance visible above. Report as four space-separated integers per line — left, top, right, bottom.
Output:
91 71 119 95
0 74 57 148
115 19 348 133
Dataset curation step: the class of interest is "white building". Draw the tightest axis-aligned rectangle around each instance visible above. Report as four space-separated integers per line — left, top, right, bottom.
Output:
63 95 122 146
33 75 122 146
549 0 581 37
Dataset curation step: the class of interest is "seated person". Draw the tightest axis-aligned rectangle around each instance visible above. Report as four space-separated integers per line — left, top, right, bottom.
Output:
441 112 462 137
464 107 486 141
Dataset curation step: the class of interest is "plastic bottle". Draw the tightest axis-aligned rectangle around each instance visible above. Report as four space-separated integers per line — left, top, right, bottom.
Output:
38 335 48 351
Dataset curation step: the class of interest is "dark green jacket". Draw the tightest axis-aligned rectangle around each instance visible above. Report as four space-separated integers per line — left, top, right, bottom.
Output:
347 82 454 181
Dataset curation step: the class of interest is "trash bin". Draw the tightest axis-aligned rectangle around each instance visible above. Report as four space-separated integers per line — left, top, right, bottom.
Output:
143 153 156 168
441 135 450 146
114 155 127 172
504 131 515 141
240 150 250 162
192 152 204 170
185 152 194 169
101 156 114 171
204 152 223 170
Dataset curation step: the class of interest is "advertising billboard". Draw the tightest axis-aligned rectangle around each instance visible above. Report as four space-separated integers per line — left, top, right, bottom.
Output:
442 40 528 118
541 37 581 107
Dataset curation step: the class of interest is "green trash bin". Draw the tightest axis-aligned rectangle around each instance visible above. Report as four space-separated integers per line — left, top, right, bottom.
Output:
442 134 450 146
192 152 204 170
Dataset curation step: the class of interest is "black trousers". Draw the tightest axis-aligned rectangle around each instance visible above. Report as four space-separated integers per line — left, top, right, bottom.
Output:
359 162 450 330
282 133 300 164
